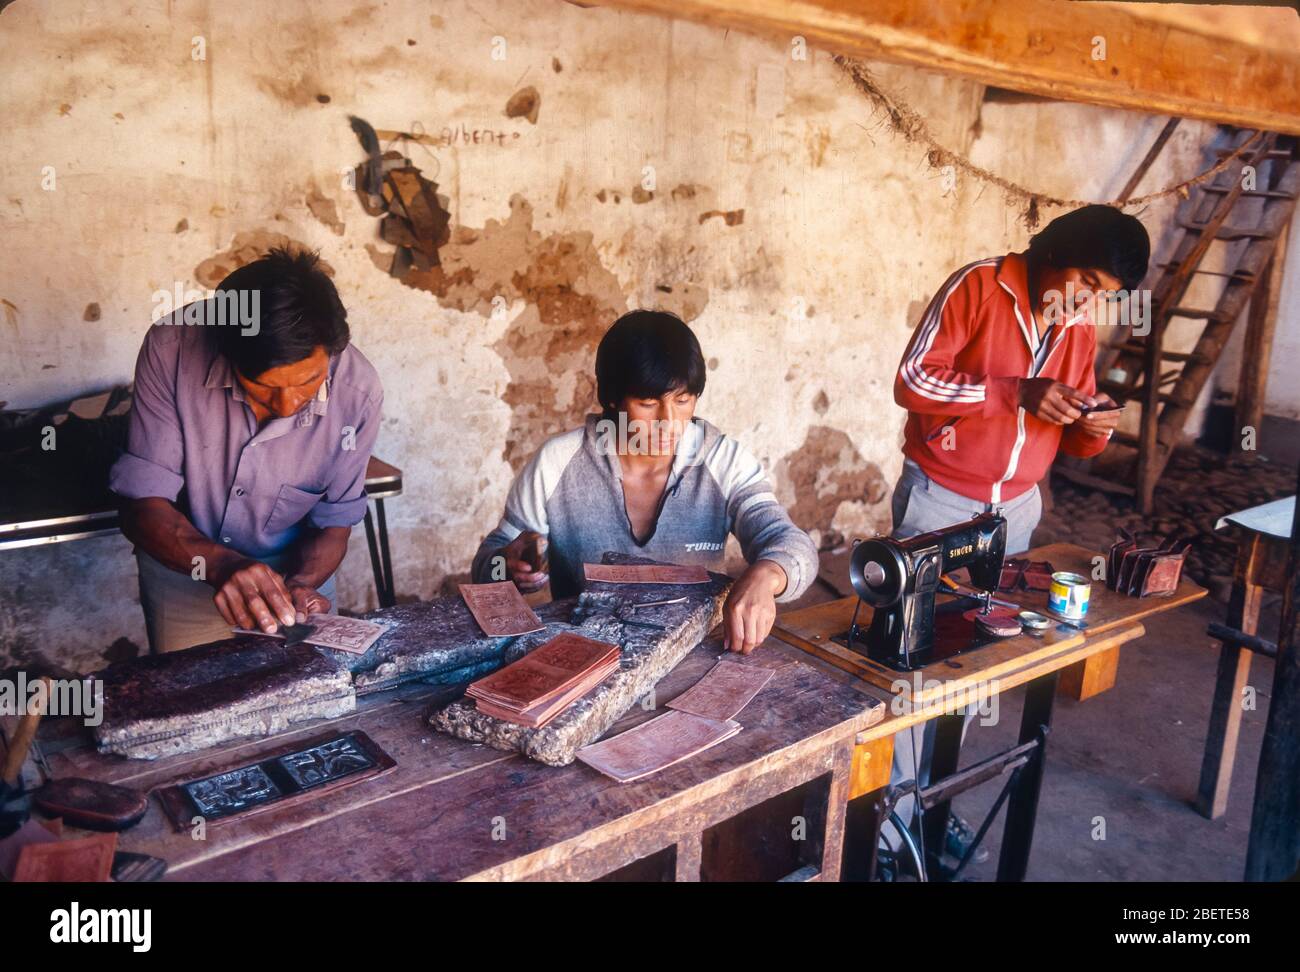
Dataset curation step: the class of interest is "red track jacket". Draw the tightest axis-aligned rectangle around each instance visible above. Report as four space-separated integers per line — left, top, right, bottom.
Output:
894 252 1111 505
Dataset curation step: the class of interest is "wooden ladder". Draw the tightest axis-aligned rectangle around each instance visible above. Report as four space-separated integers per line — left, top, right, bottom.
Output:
1060 128 1298 512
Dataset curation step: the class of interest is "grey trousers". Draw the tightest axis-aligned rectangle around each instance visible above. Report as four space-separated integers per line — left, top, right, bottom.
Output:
136 550 337 654
885 459 1042 843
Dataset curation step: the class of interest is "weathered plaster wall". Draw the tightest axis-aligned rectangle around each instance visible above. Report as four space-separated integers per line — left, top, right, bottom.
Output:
0 0 1227 671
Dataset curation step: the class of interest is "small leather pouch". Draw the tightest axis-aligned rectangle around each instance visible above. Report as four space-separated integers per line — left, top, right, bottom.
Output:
34 778 149 832
998 559 1027 592
1021 561 1056 591
1107 531 1189 597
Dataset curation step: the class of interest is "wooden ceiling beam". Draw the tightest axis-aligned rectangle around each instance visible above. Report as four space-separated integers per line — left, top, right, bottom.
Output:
597 0 1300 134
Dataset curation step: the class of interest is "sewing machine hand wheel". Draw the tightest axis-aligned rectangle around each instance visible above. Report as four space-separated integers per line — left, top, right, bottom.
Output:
849 537 907 608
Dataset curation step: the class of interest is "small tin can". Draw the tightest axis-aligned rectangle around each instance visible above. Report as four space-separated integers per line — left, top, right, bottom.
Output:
1048 571 1091 620
1018 610 1051 630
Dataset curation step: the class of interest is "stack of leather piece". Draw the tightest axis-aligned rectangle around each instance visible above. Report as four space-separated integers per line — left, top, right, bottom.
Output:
998 558 1056 593
1107 529 1191 597
466 632 621 729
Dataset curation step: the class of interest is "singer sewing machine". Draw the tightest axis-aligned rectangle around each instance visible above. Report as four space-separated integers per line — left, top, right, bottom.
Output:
842 513 1008 671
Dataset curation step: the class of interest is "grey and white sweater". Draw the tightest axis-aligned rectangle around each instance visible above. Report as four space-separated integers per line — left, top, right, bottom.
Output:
472 415 818 601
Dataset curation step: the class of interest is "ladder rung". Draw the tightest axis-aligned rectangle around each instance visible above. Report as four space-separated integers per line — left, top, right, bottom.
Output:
1117 342 1210 364
1099 379 1138 398
1201 186 1297 200
1212 147 1291 160
1159 392 1196 409
1179 222 1276 240
1168 306 1231 322
1156 264 1255 280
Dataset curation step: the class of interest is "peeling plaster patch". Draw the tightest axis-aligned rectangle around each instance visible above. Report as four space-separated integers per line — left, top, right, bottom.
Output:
671 184 700 201
305 183 345 235
174 218 188 233
632 186 654 204
368 195 627 471
552 57 562 73
58 103 72 116
813 389 829 415
806 123 831 167
779 425 887 549
2 298 19 330
506 86 541 124
83 302 101 322
650 282 708 324
699 209 744 226
256 70 325 108
195 231 329 289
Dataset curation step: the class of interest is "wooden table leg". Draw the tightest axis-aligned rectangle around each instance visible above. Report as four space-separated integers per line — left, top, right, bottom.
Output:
675 832 702 882
1197 535 1264 819
813 740 855 882
1058 643 1122 700
1245 507 1300 881
997 671 1058 881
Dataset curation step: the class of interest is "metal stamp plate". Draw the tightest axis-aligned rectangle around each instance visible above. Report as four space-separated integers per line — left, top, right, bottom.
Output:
158 730 396 831
184 765 284 820
277 734 376 788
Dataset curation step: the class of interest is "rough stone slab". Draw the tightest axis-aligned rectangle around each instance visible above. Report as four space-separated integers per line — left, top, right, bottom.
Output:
430 565 731 766
94 637 355 760
343 598 574 695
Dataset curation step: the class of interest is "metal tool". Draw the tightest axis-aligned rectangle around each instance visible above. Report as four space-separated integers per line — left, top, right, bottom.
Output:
1043 610 1089 631
847 512 1008 671
279 621 317 646
939 574 1020 612
628 596 688 610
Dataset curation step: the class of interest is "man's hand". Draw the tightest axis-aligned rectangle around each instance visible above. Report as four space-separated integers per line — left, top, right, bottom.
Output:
500 531 550 592
1019 378 1085 425
1076 394 1123 437
210 558 297 634
286 582 332 623
723 560 787 655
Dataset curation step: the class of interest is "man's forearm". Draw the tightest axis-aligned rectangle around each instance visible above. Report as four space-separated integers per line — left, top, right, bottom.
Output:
283 526 351 590
120 497 243 582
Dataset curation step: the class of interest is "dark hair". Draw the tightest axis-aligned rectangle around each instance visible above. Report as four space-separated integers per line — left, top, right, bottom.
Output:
1026 205 1151 292
210 247 350 378
595 311 707 415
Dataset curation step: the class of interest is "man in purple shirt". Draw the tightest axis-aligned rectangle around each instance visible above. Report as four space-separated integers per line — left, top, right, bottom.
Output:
110 248 383 653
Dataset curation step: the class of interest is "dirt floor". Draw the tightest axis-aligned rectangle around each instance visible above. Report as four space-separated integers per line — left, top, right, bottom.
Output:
785 439 1295 882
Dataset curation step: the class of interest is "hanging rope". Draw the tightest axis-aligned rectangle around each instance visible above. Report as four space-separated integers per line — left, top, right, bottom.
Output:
834 56 1263 228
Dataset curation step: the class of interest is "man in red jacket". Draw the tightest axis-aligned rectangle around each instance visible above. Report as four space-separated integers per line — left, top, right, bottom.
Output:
886 205 1150 872
893 205 1149 554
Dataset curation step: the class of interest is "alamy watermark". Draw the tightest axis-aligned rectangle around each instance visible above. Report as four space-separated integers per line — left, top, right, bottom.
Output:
889 672 1001 726
0 673 102 727
1041 282 1152 336
150 284 261 336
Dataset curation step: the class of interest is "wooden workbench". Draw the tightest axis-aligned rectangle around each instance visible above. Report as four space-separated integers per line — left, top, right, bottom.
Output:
772 542 1207 880
16 542 1204 883
34 636 885 882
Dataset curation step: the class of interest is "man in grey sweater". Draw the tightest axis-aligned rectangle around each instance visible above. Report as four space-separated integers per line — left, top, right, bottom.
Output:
472 311 818 654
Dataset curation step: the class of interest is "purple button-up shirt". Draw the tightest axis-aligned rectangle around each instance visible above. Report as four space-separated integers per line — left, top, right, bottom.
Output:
110 307 384 559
